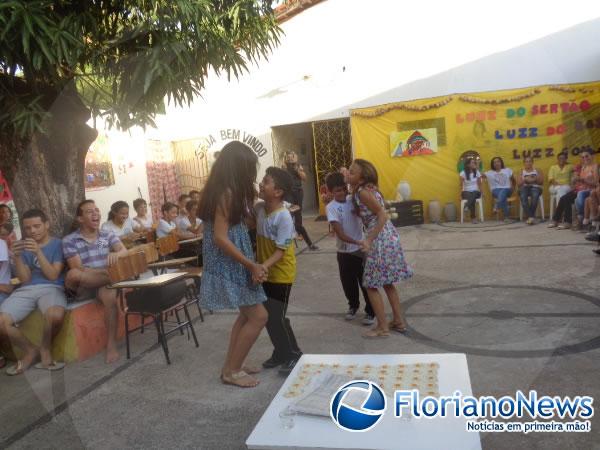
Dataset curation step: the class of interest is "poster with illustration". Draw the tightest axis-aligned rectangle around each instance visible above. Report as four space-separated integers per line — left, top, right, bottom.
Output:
85 133 115 190
390 128 438 157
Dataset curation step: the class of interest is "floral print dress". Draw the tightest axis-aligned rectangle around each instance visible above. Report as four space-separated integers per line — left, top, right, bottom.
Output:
354 187 413 288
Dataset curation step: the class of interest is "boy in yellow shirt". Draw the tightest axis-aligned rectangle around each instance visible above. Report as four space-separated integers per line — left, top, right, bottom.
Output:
256 167 302 375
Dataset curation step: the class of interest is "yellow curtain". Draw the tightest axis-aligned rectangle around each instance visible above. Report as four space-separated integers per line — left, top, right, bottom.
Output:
351 82 600 220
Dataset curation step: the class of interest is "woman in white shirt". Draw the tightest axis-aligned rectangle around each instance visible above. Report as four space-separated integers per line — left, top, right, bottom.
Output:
132 198 153 230
518 156 544 225
101 201 142 246
460 158 482 224
484 156 515 222
176 200 203 239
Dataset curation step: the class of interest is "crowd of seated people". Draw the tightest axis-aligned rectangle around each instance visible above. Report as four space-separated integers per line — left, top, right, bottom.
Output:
0 191 204 374
461 150 600 253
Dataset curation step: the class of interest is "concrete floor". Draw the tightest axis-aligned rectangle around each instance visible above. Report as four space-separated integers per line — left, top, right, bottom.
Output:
1 217 600 450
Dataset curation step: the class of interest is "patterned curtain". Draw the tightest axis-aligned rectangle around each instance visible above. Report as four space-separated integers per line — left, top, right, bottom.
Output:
145 140 181 222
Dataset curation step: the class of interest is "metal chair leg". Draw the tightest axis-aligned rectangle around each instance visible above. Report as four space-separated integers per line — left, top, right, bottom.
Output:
125 313 131 360
183 304 199 348
196 301 204 322
156 314 171 364
174 309 185 335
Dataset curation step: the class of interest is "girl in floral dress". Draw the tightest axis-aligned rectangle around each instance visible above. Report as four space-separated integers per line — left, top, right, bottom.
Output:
199 141 268 388
348 159 413 338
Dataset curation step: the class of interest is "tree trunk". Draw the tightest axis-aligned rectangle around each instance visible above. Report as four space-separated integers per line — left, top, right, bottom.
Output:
6 85 98 237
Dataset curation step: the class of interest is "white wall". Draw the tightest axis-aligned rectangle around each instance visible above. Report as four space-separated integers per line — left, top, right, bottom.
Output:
154 0 600 140
84 121 152 222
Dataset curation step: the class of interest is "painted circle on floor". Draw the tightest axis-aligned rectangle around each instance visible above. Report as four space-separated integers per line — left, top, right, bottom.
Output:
403 285 600 358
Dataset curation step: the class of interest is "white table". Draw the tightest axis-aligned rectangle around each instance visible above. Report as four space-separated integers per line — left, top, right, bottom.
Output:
178 236 203 245
246 354 481 450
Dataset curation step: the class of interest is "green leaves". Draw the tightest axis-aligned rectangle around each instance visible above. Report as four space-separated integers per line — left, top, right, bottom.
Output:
0 0 282 140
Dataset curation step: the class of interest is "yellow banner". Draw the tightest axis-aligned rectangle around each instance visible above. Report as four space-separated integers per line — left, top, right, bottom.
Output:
351 82 600 220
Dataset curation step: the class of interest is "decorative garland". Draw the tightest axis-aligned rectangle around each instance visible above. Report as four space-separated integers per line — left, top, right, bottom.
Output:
351 96 454 118
549 85 594 94
458 89 541 105
352 84 594 119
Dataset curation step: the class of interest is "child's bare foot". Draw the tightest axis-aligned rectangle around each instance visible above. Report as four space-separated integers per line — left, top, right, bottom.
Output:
362 328 390 339
242 365 261 374
388 320 407 334
221 370 260 388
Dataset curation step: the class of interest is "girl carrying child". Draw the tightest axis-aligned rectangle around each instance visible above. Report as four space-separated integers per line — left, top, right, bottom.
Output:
348 159 413 338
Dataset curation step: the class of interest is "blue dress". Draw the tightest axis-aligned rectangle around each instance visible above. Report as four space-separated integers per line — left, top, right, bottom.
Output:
200 221 267 310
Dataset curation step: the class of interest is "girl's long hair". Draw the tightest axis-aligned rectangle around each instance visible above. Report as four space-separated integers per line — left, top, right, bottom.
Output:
351 159 380 215
198 141 259 225
464 157 477 180
490 156 505 170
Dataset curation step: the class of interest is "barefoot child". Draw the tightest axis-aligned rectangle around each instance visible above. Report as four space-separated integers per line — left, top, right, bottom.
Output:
199 141 268 388
325 172 374 325
256 167 303 375
348 159 413 338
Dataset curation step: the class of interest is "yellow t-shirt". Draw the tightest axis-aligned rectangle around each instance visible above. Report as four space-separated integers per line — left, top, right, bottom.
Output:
548 164 573 186
255 203 296 284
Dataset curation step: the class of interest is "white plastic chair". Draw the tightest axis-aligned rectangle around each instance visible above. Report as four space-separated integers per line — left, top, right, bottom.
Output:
460 198 484 223
519 195 545 221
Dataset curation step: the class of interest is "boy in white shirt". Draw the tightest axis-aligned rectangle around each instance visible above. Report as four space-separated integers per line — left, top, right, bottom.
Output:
157 202 179 238
325 172 374 325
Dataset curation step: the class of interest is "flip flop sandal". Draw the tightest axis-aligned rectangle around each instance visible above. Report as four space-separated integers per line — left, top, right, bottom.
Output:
6 360 26 376
34 361 66 371
389 321 408 334
221 370 259 388
362 329 390 339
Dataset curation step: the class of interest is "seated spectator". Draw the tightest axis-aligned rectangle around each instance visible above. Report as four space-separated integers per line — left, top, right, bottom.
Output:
575 150 598 230
548 152 573 203
550 150 597 229
176 194 191 226
157 202 180 238
0 237 12 305
0 204 17 246
583 184 600 239
484 156 514 222
101 201 143 247
459 157 482 224
132 198 153 230
518 156 544 225
176 200 203 239
63 200 127 364
0 222 16 251
0 209 66 375
0 237 11 369
189 190 202 203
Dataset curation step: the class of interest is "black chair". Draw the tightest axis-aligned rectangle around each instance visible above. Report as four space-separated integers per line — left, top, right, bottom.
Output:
124 279 199 364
